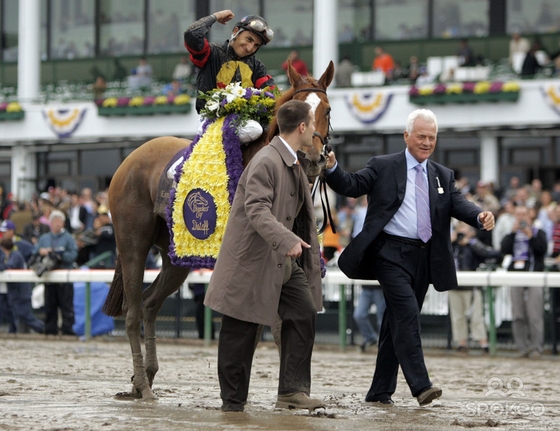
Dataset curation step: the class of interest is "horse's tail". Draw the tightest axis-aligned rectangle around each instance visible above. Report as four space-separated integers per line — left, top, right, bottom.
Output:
102 257 125 317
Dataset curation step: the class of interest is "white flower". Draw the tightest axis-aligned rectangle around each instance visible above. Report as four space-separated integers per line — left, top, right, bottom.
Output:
206 100 220 112
224 82 245 103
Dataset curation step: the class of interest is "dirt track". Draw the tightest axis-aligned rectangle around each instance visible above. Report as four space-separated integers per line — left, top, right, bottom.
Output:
1 335 559 431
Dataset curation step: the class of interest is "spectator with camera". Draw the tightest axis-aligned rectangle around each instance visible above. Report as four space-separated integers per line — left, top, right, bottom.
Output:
0 237 44 334
450 222 502 355
31 210 78 336
500 205 548 359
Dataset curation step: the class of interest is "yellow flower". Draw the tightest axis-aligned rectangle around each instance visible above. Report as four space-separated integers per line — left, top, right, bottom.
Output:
102 97 118 108
446 83 463 94
474 81 491 94
6 102 22 112
418 86 434 96
129 96 144 107
502 81 520 92
174 94 191 105
154 95 169 105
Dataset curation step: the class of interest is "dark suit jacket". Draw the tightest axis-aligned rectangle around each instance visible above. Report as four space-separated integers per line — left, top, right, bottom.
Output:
326 150 483 291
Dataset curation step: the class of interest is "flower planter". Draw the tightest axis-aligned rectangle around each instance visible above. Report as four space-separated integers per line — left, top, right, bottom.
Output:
410 91 520 105
0 111 25 121
98 103 192 117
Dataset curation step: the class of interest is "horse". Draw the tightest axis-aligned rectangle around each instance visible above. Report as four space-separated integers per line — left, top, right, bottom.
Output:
102 60 334 400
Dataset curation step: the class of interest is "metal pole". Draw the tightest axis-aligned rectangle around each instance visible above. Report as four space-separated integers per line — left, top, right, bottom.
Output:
175 284 182 338
204 284 212 346
85 282 91 341
486 285 497 355
339 284 347 351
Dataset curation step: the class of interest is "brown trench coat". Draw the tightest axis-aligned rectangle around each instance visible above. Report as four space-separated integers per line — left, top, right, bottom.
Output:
204 137 322 327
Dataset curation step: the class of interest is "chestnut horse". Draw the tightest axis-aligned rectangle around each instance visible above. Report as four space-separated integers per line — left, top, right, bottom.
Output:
102 61 335 399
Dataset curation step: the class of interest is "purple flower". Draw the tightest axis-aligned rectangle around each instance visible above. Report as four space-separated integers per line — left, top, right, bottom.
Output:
244 88 254 99
409 86 419 96
223 115 244 203
264 91 274 99
143 96 155 106
433 83 447 95
220 99 227 107
489 81 503 93
117 97 130 107
167 95 175 104
462 82 475 93
0 102 9 111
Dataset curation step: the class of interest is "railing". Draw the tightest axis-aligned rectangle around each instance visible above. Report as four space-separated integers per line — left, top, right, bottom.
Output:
1 269 558 354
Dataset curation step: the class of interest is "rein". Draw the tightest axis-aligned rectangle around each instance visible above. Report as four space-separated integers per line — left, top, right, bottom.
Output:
292 87 336 235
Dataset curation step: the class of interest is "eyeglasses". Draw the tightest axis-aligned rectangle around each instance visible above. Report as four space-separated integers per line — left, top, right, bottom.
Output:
240 19 274 44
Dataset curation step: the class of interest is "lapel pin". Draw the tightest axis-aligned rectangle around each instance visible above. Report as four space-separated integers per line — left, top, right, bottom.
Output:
436 176 444 194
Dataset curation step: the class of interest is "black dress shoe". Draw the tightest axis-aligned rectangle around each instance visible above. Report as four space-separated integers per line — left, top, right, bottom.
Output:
365 397 394 405
417 386 442 406
221 402 244 412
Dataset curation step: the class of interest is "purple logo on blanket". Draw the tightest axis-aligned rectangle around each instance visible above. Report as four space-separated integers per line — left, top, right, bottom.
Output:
183 189 217 239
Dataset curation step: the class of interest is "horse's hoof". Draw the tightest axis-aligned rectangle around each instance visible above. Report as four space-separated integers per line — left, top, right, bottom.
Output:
113 391 140 400
140 387 158 400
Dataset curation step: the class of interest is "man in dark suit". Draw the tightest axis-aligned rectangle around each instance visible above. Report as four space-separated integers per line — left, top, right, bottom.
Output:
325 109 495 406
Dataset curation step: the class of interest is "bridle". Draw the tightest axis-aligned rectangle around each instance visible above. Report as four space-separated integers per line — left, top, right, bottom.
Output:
292 86 336 235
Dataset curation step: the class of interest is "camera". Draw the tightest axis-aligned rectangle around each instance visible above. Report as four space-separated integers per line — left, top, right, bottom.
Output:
519 221 527 229
456 233 465 241
30 248 64 277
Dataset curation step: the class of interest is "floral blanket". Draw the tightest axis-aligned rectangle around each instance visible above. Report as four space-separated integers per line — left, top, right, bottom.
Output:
166 83 276 269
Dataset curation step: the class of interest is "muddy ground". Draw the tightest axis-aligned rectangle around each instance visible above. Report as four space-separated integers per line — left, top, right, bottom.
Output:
0 335 559 431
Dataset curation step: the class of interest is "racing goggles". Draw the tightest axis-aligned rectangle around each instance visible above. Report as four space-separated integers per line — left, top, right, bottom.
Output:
239 19 274 45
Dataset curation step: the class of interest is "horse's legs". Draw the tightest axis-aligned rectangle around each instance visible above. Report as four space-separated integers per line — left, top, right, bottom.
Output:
142 250 190 388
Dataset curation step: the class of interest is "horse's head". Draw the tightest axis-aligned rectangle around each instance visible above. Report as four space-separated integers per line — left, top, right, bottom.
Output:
268 60 335 181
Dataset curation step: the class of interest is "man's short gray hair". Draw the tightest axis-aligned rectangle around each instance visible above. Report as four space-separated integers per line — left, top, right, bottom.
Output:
49 209 66 223
406 109 438 135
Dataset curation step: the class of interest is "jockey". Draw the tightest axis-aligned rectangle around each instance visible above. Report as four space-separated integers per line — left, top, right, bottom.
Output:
184 9 276 114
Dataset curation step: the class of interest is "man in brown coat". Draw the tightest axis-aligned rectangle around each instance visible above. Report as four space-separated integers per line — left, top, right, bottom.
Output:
205 100 324 413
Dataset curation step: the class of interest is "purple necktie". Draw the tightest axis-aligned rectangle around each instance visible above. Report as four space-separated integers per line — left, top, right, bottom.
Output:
414 164 431 242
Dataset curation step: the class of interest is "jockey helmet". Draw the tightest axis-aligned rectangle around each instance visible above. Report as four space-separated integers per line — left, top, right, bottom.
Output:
234 15 274 45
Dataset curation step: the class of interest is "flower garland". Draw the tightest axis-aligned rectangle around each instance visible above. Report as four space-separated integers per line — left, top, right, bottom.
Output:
167 114 244 269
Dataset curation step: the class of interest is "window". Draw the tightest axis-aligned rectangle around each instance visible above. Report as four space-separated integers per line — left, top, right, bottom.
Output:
433 0 489 38
99 0 145 56
507 0 560 34
375 0 428 40
2 0 18 61
50 0 95 59
147 0 195 54
264 0 313 47
338 0 370 43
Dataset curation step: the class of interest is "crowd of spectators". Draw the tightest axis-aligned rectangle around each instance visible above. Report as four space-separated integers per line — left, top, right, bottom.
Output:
0 186 119 335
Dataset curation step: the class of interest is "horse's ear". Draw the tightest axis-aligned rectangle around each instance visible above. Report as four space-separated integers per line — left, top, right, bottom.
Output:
318 60 335 89
287 60 303 86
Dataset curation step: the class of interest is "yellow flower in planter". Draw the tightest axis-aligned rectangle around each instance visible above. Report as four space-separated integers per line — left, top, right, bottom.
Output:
418 86 434 96
102 97 118 108
129 96 144 107
474 81 491 94
6 102 22 112
154 95 169 106
174 94 191 105
503 81 520 92
446 83 463 94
